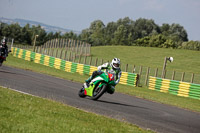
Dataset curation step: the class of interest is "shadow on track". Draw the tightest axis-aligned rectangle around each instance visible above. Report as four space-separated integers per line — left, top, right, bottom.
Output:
0 70 18 75
97 99 149 110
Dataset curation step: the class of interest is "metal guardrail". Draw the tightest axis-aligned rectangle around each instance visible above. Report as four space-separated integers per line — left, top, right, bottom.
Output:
148 76 200 100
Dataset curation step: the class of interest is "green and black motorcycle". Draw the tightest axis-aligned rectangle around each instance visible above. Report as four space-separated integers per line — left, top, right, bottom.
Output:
79 71 116 100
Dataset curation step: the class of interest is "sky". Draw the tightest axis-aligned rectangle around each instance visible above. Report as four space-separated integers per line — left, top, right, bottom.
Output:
0 0 200 41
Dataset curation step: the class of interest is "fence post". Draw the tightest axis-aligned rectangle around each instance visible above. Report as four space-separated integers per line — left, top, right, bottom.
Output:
172 70 176 80
154 68 158 77
35 47 38 53
85 42 87 56
161 57 167 78
42 45 44 54
64 50 67 60
138 66 143 86
60 49 63 59
95 58 98 66
55 49 58 58
11 39 14 47
181 72 185 82
84 56 87 64
48 46 51 55
88 44 91 56
89 57 92 65
101 59 103 65
164 70 167 79
47 47 50 55
76 40 79 54
68 52 71 61
132 65 136 73
39 46 42 53
52 48 55 56
79 54 81 63
190 73 194 83
125 64 128 72
73 53 76 62
145 67 150 86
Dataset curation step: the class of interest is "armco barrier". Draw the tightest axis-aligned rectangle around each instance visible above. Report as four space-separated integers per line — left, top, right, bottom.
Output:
11 47 138 87
148 76 200 100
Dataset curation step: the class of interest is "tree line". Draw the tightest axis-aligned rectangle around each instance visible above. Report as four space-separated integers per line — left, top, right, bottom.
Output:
0 23 79 46
80 17 199 50
0 17 200 50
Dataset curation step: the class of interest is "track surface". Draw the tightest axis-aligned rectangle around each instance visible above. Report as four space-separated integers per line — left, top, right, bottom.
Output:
0 66 200 133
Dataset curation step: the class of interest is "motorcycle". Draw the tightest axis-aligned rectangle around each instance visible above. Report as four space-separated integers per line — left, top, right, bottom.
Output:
0 45 8 67
79 71 116 100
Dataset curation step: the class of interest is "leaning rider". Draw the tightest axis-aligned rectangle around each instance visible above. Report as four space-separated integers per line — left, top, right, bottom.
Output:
85 58 122 94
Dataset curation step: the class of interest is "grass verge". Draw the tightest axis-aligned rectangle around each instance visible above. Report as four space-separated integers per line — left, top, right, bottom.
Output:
4 55 200 113
0 87 153 133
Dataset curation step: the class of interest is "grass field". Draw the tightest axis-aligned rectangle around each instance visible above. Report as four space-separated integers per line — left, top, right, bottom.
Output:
4 55 200 113
0 87 153 133
91 46 200 73
90 46 200 84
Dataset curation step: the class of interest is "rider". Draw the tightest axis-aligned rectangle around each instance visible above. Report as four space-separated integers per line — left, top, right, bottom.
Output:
85 58 122 94
1 37 8 58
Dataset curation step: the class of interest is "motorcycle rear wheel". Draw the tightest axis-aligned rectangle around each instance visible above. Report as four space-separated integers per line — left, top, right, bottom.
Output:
0 59 3 67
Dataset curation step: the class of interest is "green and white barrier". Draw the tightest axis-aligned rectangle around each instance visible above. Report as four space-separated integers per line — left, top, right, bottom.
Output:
12 47 138 87
148 76 200 100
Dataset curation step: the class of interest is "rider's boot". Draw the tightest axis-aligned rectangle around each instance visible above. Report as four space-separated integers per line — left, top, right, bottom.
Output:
85 76 93 87
85 76 92 84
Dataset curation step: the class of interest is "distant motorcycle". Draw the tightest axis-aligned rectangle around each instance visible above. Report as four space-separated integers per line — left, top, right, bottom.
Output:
78 71 116 100
0 45 7 66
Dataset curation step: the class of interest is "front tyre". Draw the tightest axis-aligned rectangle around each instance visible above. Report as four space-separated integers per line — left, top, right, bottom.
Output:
78 86 86 98
91 84 107 101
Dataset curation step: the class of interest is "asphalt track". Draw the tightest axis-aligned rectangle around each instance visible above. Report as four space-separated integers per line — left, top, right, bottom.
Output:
0 66 200 133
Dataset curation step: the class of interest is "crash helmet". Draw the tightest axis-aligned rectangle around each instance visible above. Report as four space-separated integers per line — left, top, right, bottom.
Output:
1 37 7 45
111 58 120 70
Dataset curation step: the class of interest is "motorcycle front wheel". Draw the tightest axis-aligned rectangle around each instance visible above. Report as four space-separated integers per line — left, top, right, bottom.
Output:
91 84 107 101
78 86 87 98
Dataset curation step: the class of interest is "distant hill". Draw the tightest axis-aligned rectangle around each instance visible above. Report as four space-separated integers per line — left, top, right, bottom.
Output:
0 17 80 34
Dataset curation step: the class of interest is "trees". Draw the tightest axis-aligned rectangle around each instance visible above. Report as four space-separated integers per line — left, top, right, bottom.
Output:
89 20 105 46
113 25 128 45
79 17 189 49
134 18 160 38
0 23 78 46
134 34 176 48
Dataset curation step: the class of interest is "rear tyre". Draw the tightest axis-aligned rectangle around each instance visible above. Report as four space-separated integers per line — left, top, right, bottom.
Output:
0 59 3 67
91 84 107 101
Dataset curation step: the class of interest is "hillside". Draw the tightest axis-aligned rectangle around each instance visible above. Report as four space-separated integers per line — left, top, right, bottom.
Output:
91 46 200 83
0 17 80 34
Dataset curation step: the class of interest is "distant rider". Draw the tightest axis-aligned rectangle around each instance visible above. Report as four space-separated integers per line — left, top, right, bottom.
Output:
1 37 8 58
85 58 122 94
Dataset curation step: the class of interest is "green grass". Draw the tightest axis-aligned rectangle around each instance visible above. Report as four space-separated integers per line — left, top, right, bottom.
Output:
90 46 200 84
0 87 153 133
91 46 200 73
4 55 200 113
